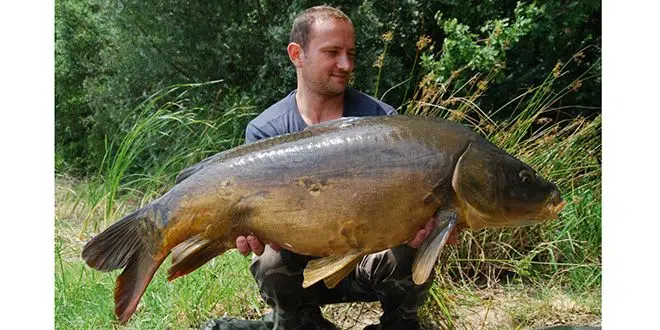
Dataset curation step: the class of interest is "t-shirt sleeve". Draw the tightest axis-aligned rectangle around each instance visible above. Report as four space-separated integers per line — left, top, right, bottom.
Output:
245 121 284 143
245 94 295 143
245 123 267 143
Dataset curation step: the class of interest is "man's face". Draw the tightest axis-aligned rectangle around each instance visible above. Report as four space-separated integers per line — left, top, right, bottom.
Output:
300 18 356 96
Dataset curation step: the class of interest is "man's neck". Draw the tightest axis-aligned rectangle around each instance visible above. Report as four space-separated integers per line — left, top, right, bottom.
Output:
295 86 345 126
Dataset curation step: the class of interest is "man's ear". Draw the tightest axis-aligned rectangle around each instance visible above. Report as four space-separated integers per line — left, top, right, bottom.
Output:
287 42 303 68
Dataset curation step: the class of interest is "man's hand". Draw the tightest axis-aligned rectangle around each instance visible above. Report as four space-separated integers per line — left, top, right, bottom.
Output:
236 235 281 257
407 218 435 248
407 216 460 248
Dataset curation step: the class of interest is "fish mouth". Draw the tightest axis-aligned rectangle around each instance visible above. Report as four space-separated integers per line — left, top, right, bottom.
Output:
546 190 567 218
551 199 567 217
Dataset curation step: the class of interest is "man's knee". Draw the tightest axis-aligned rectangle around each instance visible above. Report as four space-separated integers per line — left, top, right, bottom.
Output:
357 245 424 285
355 245 433 326
250 247 303 303
249 247 325 310
356 245 433 307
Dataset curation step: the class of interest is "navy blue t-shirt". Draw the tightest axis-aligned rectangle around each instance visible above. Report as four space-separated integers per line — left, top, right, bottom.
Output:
245 88 397 143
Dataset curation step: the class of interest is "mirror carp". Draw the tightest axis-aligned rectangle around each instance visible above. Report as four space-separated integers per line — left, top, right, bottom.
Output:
82 115 566 323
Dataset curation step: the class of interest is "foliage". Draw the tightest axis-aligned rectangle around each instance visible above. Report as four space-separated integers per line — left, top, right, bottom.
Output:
55 0 111 173
55 0 601 177
421 2 541 85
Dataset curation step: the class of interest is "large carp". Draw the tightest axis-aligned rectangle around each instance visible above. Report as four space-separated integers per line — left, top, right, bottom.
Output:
82 115 566 323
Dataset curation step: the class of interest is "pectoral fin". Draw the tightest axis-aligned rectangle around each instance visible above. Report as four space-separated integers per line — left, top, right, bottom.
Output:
303 250 363 289
412 210 457 285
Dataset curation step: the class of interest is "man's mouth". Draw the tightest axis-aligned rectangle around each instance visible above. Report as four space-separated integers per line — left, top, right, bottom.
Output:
331 74 348 81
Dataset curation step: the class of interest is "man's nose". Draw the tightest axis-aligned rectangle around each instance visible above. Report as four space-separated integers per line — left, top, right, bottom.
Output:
337 54 354 72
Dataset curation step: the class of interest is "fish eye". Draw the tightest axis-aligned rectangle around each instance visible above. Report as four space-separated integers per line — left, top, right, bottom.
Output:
519 170 533 183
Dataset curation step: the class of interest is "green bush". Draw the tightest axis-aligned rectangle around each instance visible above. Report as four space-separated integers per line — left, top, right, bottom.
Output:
55 0 601 178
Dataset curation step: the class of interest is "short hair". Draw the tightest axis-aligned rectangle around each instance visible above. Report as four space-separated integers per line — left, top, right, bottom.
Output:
290 5 352 51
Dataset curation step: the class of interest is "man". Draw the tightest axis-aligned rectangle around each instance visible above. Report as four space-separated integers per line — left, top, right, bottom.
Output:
201 5 453 330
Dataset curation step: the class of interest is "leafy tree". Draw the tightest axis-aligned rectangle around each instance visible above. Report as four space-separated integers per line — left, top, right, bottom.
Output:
55 0 112 173
417 0 601 118
55 0 601 176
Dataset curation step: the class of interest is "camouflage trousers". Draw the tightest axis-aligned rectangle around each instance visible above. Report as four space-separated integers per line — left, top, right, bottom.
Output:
236 244 433 330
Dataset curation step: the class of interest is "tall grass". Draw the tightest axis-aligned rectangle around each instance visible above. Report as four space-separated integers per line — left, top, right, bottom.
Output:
406 48 602 292
372 31 394 98
78 81 256 236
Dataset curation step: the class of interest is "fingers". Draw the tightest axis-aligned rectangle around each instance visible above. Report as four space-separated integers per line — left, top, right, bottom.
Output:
236 235 265 256
236 236 250 256
423 217 436 232
247 235 265 256
407 217 436 248
236 235 280 256
407 230 426 248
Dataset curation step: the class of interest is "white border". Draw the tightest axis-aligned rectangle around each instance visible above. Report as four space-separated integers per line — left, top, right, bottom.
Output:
603 1 659 328
1 2 55 328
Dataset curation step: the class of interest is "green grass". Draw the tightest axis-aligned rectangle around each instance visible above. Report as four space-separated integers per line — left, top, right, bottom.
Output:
55 254 262 329
56 210 264 329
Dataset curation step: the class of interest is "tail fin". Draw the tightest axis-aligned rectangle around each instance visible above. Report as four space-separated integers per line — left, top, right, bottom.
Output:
81 208 167 324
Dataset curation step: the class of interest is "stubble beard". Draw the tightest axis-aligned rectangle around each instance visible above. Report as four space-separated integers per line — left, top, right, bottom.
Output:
308 77 346 97
301 65 348 97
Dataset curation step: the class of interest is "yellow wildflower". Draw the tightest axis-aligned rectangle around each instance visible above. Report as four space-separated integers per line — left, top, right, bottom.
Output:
552 61 563 78
381 31 393 43
416 35 432 51
373 53 384 68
